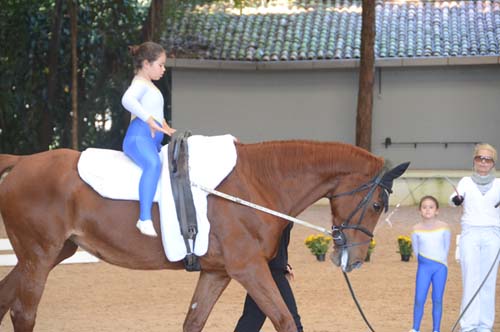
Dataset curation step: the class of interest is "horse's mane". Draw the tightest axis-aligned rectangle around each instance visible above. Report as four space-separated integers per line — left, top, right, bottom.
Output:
235 140 384 180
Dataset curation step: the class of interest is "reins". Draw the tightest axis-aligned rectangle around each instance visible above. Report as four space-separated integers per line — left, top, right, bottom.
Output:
343 271 376 332
191 182 332 236
192 169 385 240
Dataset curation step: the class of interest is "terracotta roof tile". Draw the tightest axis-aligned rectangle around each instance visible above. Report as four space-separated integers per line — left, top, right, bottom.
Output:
164 0 500 61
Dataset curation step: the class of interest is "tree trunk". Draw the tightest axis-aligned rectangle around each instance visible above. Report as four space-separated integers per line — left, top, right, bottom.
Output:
355 0 376 151
142 0 175 142
41 0 64 151
143 0 163 41
69 0 79 150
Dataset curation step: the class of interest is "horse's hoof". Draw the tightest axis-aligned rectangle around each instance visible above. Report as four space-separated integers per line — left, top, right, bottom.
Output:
136 220 158 237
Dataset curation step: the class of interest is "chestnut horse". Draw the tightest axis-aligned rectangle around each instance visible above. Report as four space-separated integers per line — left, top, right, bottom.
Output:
0 140 408 332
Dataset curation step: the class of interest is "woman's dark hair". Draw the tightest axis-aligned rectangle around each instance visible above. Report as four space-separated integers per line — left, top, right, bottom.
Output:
128 41 165 71
418 195 439 209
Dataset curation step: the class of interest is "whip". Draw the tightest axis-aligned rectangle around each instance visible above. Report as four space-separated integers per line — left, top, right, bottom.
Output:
450 247 500 332
442 175 460 197
384 178 429 225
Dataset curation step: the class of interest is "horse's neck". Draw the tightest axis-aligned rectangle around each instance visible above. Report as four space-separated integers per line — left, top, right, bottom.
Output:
238 141 381 216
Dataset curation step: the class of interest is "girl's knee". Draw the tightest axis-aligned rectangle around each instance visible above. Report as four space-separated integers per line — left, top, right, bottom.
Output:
414 298 426 308
431 298 443 306
144 156 162 173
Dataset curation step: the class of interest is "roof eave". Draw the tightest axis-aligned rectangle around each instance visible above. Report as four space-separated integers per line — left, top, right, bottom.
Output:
167 55 500 71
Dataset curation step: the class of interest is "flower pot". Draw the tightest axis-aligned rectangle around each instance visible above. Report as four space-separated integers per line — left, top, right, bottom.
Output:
401 254 411 262
315 253 326 261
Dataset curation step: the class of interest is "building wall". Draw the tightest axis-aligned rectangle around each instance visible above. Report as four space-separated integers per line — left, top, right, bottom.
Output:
372 65 500 170
171 65 500 170
172 69 358 143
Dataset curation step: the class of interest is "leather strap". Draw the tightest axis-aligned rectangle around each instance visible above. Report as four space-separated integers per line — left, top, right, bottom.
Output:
168 131 200 271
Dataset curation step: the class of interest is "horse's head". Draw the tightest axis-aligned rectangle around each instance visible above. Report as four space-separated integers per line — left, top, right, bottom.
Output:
327 161 410 272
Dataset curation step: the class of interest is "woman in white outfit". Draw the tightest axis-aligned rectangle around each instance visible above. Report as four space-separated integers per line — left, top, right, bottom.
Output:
450 143 500 332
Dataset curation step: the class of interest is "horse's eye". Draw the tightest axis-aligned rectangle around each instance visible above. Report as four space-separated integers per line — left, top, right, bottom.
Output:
373 202 382 212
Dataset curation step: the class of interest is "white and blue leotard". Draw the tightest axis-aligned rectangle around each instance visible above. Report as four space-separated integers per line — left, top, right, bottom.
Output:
411 227 451 332
122 77 164 221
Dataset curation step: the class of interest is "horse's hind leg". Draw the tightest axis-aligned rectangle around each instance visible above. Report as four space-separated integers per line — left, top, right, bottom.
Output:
0 240 77 330
183 270 231 332
52 240 78 268
9 260 53 332
0 265 21 324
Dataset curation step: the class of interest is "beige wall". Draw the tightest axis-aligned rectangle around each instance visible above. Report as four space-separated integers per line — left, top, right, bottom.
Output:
372 65 500 170
390 170 468 207
172 69 358 142
171 65 500 170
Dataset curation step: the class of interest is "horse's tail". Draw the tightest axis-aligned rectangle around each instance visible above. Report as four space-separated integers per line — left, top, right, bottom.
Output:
0 154 21 181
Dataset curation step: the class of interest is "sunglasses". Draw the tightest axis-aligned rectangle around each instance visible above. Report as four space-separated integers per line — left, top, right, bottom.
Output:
474 155 495 164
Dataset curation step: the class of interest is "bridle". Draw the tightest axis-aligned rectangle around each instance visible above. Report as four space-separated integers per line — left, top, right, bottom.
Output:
327 171 391 249
325 169 393 332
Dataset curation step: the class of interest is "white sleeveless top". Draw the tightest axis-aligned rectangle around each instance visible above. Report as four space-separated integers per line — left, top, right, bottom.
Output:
411 227 451 266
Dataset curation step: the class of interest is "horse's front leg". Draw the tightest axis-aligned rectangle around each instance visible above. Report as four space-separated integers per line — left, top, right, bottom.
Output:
183 270 231 332
231 261 296 332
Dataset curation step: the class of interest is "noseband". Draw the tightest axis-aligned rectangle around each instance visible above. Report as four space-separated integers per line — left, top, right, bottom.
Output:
328 171 390 249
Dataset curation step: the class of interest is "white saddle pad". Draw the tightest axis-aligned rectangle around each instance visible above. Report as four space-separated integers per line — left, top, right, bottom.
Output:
77 134 237 261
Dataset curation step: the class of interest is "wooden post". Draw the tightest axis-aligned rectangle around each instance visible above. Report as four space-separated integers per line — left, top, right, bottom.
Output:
69 0 79 150
142 0 173 42
355 0 376 151
41 0 63 151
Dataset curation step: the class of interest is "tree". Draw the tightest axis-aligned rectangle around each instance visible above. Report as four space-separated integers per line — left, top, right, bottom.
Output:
355 0 376 151
0 0 244 154
0 1 149 153
0 1 57 153
41 0 64 151
142 0 171 41
69 0 79 150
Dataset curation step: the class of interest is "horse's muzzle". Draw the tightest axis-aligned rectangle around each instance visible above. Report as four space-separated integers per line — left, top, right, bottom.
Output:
330 248 363 272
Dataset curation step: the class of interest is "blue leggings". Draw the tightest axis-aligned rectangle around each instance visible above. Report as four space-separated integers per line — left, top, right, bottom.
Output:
123 118 164 221
413 255 448 332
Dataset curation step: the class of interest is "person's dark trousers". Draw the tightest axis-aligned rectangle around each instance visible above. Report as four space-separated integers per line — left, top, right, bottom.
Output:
234 269 303 332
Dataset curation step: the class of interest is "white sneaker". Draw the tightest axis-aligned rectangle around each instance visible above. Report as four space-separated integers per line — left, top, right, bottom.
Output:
136 220 158 237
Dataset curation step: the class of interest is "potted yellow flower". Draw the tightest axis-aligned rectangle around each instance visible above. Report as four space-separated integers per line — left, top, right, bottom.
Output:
305 234 332 261
397 235 412 261
365 238 376 262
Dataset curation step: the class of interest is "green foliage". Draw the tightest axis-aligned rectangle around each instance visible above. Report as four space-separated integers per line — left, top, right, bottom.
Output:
0 0 52 153
0 0 148 153
0 0 255 153
75 0 148 151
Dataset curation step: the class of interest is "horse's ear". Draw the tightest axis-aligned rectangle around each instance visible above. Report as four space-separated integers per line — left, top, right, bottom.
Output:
387 162 410 179
380 161 410 191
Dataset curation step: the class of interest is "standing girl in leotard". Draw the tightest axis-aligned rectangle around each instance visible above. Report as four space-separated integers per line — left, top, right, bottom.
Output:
409 195 451 332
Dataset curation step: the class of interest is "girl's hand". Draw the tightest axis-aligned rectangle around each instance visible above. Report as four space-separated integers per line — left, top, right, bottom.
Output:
285 264 295 282
147 117 171 137
162 119 176 136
